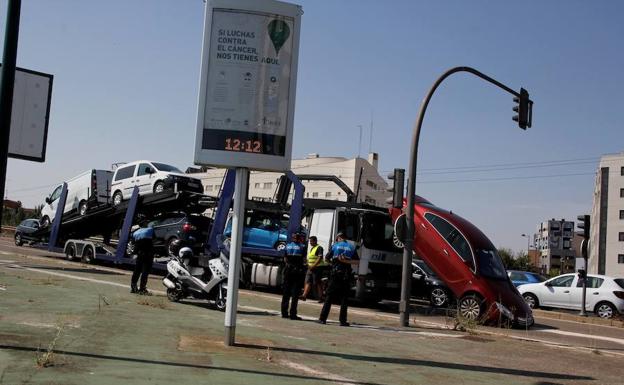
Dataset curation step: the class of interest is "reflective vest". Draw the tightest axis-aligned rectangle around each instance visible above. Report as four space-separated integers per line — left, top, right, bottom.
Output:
307 245 326 266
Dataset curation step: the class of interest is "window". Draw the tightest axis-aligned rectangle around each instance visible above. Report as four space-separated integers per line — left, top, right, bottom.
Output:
510 272 527 281
577 277 603 288
152 162 182 173
549 275 574 287
621 166 624 176
365 180 377 190
263 182 273 189
254 183 260 189
620 232 624 242
312 192 318 198
619 255 624 264
424 213 456 240
620 210 624 220
621 188 624 198
337 211 360 241
49 186 62 202
114 165 136 181
137 163 153 176
325 192 331 198
205 185 213 192
424 212 475 267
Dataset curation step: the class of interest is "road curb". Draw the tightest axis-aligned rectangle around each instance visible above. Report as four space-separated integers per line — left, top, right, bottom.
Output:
533 309 624 328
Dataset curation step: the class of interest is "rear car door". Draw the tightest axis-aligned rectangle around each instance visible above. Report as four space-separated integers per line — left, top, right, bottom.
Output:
569 276 604 310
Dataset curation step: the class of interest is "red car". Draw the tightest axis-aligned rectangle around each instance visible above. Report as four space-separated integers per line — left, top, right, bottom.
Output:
391 196 534 328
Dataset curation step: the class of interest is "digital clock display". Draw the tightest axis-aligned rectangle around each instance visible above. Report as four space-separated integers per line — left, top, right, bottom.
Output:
202 129 286 156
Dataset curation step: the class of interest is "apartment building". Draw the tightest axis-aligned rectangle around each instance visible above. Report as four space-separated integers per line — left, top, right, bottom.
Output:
534 219 576 275
588 152 624 277
197 153 390 206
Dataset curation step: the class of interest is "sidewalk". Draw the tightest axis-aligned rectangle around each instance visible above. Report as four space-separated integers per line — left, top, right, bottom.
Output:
1 256 622 384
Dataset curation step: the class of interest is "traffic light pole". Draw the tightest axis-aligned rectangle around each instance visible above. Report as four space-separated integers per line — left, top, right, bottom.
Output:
401 66 530 327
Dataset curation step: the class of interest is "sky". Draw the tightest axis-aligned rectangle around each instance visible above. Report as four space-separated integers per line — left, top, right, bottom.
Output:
1 0 623 253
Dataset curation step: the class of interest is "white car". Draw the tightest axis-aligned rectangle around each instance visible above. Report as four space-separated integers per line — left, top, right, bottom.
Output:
518 273 624 319
110 160 203 205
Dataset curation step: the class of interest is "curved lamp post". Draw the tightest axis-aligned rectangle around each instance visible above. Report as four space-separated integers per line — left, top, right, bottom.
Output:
399 67 533 326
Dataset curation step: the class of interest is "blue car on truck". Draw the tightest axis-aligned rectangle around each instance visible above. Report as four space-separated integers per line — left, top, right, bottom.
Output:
224 211 289 250
507 270 547 287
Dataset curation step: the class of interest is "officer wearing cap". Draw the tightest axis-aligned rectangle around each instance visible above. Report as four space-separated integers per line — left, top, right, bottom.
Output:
281 232 306 320
318 232 359 326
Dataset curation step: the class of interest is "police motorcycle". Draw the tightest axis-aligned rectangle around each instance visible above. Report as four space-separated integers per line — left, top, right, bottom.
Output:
162 239 229 311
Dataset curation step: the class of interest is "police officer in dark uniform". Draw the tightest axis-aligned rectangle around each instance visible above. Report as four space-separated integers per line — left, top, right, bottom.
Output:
281 232 306 320
318 232 359 326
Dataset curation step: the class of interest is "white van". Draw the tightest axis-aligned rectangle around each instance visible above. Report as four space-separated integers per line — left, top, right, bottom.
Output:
40 169 113 227
110 160 203 205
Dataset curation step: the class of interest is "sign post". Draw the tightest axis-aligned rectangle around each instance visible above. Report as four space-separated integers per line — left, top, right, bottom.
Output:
194 0 302 346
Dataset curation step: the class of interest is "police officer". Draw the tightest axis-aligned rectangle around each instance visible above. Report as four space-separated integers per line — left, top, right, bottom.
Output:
301 235 326 302
318 232 359 326
281 232 306 320
130 224 155 295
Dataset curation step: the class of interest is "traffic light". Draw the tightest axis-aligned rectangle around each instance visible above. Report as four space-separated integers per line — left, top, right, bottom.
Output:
577 214 590 240
386 168 405 209
512 88 532 129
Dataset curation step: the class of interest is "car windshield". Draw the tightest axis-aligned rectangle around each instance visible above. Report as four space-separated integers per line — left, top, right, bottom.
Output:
152 162 182 173
361 212 401 252
475 249 508 280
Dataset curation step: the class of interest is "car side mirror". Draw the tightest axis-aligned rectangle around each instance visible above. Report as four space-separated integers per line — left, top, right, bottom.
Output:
545 281 552 287
45 197 51 204
412 273 423 280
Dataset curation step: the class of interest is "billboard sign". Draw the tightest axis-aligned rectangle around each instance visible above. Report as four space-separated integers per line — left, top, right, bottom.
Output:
1 65 53 162
194 0 302 171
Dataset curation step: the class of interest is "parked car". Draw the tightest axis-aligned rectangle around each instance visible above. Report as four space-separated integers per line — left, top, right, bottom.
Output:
518 273 624 319
412 258 453 307
390 198 534 327
40 169 113 227
111 160 203 206
128 212 212 256
223 210 288 250
14 219 42 246
508 270 547 287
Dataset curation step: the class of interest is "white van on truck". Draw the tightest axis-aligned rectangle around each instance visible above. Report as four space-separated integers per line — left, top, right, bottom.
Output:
40 169 113 227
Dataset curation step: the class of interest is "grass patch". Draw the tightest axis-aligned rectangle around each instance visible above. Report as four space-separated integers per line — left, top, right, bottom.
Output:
137 297 170 310
35 323 66 368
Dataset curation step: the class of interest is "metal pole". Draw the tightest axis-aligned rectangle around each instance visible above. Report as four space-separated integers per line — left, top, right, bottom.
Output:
0 0 21 231
401 66 528 326
224 167 248 346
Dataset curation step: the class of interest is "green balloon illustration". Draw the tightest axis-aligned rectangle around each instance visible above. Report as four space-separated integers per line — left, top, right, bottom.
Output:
267 19 290 54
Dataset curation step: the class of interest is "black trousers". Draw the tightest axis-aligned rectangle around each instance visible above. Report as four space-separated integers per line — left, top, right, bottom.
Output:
281 268 304 317
319 273 351 323
131 253 154 290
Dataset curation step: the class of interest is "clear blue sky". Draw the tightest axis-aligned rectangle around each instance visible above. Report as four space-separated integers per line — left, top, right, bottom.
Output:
2 0 623 253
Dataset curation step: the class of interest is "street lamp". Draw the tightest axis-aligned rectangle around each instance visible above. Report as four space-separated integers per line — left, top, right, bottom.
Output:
521 233 530 258
399 66 533 327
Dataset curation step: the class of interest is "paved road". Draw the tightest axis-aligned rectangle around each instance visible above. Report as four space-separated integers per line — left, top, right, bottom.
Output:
2 238 623 357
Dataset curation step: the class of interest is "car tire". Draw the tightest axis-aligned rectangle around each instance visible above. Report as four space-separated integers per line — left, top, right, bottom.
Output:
112 191 123 206
154 181 165 194
594 301 616 319
275 241 287 251
430 287 449 307
458 294 484 321
83 246 95 264
65 244 76 261
79 200 88 216
522 293 539 309
40 216 50 228
14 232 23 246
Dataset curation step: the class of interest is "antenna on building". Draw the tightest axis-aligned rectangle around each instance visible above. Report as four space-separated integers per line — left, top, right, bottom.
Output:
357 125 363 158
369 110 374 154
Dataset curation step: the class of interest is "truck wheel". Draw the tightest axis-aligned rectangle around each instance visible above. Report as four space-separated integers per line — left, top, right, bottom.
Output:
79 200 88 216
65 244 76 261
154 181 165 194
14 233 23 246
83 246 95 264
112 191 123 206
275 241 287 251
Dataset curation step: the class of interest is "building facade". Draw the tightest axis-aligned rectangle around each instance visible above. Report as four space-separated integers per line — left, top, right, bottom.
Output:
534 219 576 275
588 152 624 277
197 153 390 206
